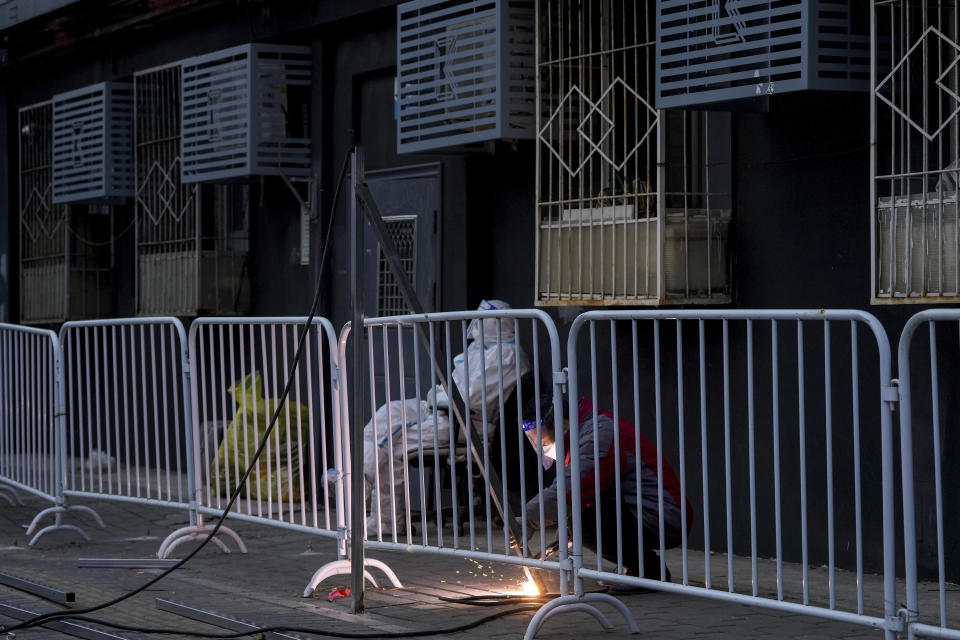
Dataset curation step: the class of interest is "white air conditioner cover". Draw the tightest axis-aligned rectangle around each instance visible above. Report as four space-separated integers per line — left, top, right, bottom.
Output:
397 0 535 153
52 82 134 203
180 43 312 183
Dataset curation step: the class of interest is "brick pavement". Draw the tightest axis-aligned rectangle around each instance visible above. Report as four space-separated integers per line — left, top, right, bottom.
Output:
0 492 953 639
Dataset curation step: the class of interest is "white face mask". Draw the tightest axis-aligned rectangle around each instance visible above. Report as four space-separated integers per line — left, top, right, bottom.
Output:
523 423 556 470
540 442 556 469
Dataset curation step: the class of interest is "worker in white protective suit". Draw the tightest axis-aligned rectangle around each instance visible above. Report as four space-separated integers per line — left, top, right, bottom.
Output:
363 300 530 536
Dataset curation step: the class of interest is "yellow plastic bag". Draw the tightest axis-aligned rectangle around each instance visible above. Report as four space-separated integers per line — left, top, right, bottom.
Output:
214 372 309 504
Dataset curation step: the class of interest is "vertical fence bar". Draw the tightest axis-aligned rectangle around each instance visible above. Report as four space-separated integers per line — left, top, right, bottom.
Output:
797 321 809 606
929 322 946 627
676 320 688 585
850 322 864 616
698 320 711 589
771 320 782 601
610 321 623 574
747 319 757 597
723 319 733 593
824 320 836 609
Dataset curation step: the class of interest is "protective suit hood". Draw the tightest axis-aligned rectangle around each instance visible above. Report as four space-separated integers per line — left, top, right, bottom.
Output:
466 299 516 343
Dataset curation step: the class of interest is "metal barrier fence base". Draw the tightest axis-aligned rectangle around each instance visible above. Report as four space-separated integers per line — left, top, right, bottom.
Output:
156 523 247 559
302 558 403 597
523 593 639 640
26 504 105 546
0 485 23 506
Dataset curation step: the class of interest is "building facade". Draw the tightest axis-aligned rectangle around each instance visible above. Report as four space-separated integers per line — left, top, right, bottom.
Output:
0 0 955 581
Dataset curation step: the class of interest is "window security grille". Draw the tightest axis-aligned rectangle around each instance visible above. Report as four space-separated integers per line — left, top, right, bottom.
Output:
396 0 535 152
377 216 418 316
872 1 960 302
180 43 311 183
536 0 732 306
135 63 250 316
20 101 116 324
657 0 870 109
51 82 134 203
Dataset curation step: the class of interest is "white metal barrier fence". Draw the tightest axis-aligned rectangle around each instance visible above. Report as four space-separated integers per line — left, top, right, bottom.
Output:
0 322 101 543
58 317 242 557
189 317 350 588
338 309 633 630
897 309 960 640
528 310 901 640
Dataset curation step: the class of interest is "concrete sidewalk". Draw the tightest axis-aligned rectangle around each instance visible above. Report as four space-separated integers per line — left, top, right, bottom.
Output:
0 494 949 639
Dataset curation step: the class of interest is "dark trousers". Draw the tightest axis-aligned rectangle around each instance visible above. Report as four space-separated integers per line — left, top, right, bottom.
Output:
581 497 672 581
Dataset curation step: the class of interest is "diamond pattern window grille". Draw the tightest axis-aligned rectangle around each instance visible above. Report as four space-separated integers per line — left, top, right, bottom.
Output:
872 1 960 302
656 0 870 109
52 82 134 203
397 0 535 152
377 216 418 316
136 63 250 316
180 43 311 183
536 0 733 306
20 100 116 323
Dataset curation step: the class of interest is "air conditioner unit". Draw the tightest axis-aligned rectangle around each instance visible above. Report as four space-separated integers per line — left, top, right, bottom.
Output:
396 0 535 153
51 82 134 203
656 0 870 109
180 43 312 183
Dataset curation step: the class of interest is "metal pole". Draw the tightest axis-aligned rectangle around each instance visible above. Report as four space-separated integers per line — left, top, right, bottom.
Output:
350 149 366 614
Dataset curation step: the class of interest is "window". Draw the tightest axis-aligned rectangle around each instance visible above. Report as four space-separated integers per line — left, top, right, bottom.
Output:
535 0 732 306
19 101 116 323
377 216 418 316
134 63 250 316
873 1 960 302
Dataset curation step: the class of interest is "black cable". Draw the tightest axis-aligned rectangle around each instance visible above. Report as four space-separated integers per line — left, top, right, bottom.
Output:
51 606 541 638
0 147 355 636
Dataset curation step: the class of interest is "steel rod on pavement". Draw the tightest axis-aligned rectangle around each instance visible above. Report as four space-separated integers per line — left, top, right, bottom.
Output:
0 601 130 640
0 570 75 603
77 558 180 569
155 598 305 640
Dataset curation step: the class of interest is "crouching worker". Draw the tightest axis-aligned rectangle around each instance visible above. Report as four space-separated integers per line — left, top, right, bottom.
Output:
518 373 693 592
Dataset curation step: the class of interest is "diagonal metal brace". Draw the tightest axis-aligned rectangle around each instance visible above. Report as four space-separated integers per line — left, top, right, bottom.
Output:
355 182 545 594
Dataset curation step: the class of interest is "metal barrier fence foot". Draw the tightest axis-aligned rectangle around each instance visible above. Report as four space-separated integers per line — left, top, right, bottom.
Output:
68 505 105 529
363 558 403 588
523 594 639 640
156 524 248 559
26 508 96 546
0 486 22 506
302 560 382 596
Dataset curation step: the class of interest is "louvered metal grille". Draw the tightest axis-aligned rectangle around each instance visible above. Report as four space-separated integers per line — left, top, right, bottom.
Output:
396 0 535 152
180 43 311 183
136 63 250 316
52 82 134 203
656 0 870 109
873 1 960 302
377 216 418 316
536 0 732 306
